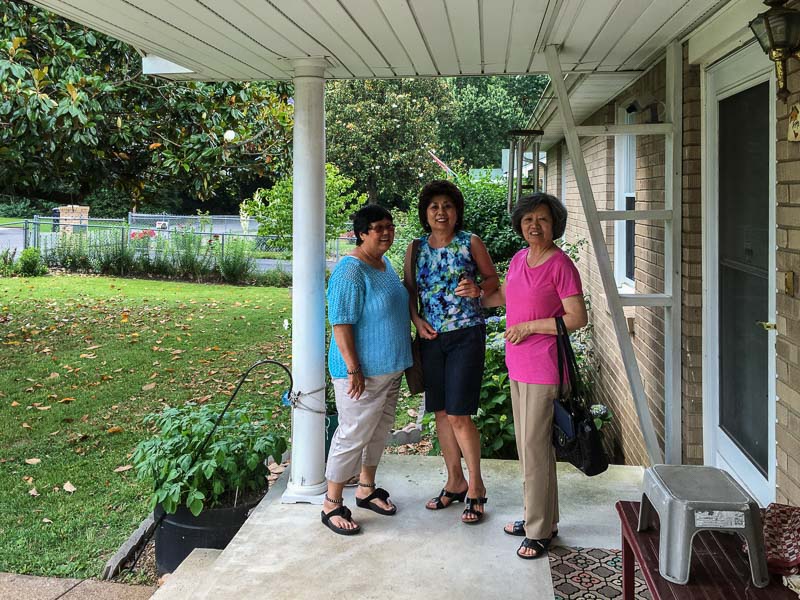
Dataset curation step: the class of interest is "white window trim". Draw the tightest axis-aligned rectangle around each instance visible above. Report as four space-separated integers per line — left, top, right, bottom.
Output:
614 108 636 288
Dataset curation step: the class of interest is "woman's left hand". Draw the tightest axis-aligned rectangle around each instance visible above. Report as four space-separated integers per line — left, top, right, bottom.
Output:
454 277 481 298
505 322 535 345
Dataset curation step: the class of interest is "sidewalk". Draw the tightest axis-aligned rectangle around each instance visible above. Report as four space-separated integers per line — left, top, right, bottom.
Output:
0 573 154 600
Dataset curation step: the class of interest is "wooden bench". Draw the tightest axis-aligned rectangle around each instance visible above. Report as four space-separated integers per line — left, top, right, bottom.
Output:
616 500 795 599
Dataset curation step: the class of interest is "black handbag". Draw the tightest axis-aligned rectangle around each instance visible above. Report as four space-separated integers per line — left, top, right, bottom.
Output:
552 316 608 476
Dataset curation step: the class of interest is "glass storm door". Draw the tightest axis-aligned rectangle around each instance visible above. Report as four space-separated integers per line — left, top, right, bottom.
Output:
706 42 776 506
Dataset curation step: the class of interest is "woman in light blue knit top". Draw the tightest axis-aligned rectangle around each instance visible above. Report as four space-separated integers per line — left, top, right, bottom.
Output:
322 204 412 536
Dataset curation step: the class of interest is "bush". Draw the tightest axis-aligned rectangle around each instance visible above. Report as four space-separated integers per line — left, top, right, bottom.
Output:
15 247 48 276
88 231 136 276
44 233 91 271
0 248 16 276
171 228 215 281
461 175 525 263
217 237 256 284
132 402 287 516
0 198 32 218
253 268 292 288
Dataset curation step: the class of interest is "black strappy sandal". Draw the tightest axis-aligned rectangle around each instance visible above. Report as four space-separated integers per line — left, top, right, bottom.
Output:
504 520 559 538
461 496 488 525
321 503 361 536
517 537 550 560
426 488 467 510
355 484 397 516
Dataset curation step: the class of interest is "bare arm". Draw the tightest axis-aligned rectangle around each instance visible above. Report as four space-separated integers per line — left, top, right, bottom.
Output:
455 235 499 300
481 281 506 308
403 242 437 339
505 294 588 345
332 324 365 399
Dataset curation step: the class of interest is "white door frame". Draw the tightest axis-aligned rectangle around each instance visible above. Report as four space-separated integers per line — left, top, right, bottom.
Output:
702 41 776 506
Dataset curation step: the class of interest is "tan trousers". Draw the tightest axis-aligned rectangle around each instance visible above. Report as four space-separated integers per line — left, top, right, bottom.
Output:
510 380 560 540
325 371 402 483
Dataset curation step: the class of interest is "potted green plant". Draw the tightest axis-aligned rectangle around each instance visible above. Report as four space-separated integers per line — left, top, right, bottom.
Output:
132 401 287 574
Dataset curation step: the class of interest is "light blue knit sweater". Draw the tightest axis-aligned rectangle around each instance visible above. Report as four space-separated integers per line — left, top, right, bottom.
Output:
327 256 412 378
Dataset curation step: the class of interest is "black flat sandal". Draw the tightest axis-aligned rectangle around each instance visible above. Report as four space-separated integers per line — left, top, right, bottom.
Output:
355 485 397 516
426 488 467 510
517 537 550 560
461 496 488 525
504 520 559 538
321 504 361 536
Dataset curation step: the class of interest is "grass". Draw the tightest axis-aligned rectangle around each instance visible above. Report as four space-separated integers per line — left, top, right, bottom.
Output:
0 218 24 227
0 274 294 578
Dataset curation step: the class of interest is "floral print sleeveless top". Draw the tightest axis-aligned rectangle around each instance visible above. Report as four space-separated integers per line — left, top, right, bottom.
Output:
416 230 484 333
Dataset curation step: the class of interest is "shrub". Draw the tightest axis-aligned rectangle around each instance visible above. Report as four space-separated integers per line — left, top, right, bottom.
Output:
461 175 525 263
0 198 32 218
170 228 214 281
45 233 91 271
216 237 256 284
132 402 288 516
15 247 48 276
88 231 136 276
0 248 16 276
254 268 292 288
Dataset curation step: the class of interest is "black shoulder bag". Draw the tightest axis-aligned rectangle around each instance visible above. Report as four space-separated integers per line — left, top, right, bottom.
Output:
552 316 608 476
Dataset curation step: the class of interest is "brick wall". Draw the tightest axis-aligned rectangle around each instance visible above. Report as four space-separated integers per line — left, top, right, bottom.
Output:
682 46 704 464
775 51 800 505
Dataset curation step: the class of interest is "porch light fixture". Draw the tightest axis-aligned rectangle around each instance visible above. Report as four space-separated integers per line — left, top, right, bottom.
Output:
749 0 800 102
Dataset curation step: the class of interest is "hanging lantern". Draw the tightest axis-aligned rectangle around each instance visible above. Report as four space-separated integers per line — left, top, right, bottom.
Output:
749 0 800 101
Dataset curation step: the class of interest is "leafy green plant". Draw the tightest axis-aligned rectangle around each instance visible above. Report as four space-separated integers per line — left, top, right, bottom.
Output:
170 228 214 281
132 402 288 516
253 268 292 288
15 247 47 276
88 231 136 276
0 248 16 276
461 175 525 263
216 237 256 284
242 163 365 246
44 232 91 271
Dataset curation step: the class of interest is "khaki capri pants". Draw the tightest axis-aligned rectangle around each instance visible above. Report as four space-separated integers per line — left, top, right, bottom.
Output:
325 371 402 483
510 379 560 540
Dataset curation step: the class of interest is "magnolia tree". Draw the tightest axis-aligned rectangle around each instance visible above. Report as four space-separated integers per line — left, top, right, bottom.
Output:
240 163 366 246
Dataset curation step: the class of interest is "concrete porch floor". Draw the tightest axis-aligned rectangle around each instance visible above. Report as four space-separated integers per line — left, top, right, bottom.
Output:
158 455 643 600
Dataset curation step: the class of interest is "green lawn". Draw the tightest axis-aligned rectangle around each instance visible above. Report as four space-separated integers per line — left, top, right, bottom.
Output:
0 275 293 578
0 217 24 227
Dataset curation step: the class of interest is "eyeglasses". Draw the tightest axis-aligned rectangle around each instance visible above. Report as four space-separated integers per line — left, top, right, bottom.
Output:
368 224 396 234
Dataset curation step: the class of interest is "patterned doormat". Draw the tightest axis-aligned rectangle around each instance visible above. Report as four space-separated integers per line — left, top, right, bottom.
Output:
549 545 652 599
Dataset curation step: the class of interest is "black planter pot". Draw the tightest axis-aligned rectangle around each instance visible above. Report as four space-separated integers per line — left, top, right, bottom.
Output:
154 494 263 575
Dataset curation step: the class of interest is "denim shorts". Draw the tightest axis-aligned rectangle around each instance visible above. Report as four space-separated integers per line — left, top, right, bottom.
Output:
420 323 486 416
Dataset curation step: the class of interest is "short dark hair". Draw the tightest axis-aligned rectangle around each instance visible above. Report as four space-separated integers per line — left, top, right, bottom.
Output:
511 193 568 240
417 180 464 233
352 204 393 246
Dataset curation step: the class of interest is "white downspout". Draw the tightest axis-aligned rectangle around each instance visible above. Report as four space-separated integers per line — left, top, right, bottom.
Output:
282 58 328 503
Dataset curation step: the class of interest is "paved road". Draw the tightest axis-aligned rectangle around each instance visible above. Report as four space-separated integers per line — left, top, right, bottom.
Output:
0 227 23 253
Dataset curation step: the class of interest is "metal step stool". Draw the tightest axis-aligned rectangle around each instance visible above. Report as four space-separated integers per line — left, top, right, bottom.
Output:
637 464 769 587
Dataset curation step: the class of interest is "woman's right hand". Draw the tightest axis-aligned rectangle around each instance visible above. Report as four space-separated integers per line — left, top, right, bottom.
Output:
347 370 366 400
413 317 438 340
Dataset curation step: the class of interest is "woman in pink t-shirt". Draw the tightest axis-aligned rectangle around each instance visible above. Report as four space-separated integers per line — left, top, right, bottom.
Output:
483 193 587 560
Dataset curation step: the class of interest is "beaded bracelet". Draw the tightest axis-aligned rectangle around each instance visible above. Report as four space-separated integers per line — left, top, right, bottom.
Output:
347 366 361 375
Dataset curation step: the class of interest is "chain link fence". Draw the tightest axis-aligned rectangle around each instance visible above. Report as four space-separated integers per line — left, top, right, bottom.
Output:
128 212 260 234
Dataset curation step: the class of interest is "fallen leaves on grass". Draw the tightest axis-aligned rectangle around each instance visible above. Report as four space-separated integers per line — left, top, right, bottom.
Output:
29 488 39 497
24 458 41 465
141 382 156 391
63 481 77 493
106 426 123 434
114 465 133 473
42 518 52 524
22 422 32 429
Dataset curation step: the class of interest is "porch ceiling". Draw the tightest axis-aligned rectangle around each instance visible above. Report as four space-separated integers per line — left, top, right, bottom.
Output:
27 0 731 81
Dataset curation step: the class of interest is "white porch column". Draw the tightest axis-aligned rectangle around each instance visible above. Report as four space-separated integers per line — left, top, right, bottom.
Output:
283 58 328 503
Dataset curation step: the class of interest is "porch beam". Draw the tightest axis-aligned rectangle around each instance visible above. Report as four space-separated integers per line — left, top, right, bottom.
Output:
545 45 664 465
664 40 683 465
283 57 328 504
575 124 673 137
598 209 672 221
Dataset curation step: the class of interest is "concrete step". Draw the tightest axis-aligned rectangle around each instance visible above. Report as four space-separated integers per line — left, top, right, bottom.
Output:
150 548 221 600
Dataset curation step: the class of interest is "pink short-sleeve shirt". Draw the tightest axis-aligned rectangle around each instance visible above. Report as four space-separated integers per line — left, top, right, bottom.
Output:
504 247 583 384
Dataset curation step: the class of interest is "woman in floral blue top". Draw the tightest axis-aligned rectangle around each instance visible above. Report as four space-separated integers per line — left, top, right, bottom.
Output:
403 180 499 524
